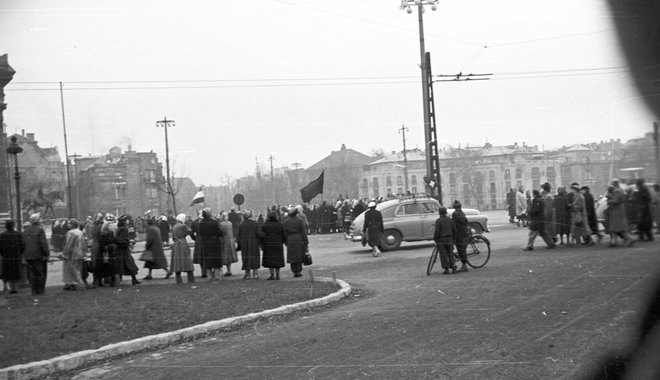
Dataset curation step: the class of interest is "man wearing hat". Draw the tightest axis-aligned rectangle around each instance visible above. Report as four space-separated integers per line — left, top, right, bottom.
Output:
582 185 602 243
451 200 470 273
433 207 456 274
22 213 50 295
362 200 383 257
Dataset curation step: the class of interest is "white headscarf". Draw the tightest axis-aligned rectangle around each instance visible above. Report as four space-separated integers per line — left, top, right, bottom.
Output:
176 213 186 224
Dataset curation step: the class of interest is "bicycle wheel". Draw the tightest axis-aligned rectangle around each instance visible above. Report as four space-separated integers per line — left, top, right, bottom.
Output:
427 245 439 275
466 235 491 268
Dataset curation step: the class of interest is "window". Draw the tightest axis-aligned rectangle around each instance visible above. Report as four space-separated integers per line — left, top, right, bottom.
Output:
386 176 392 186
489 170 495 181
146 188 158 199
396 176 403 186
411 175 417 185
113 184 126 200
531 167 540 178
145 170 157 182
515 168 523 178
504 169 511 179
449 172 457 184
397 187 403 195
361 178 369 189
372 177 379 189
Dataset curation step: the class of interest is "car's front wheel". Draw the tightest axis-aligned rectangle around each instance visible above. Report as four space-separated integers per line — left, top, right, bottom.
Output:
379 230 402 251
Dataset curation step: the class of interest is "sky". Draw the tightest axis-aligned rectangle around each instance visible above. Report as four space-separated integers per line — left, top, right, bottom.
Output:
0 0 654 185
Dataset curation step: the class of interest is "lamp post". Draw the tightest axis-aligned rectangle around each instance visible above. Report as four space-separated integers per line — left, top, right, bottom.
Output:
6 135 23 231
400 0 439 200
156 117 176 215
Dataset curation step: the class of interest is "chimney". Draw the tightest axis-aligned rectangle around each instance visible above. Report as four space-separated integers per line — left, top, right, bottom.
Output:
21 129 25 136
26 133 35 140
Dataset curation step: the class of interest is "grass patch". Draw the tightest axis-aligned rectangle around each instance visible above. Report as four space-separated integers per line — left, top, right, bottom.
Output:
0 279 339 368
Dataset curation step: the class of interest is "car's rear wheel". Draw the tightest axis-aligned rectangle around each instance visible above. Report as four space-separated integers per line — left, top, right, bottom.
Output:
379 230 402 251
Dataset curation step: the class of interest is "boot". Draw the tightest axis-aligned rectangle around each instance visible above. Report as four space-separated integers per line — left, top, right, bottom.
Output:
456 263 469 273
186 271 195 283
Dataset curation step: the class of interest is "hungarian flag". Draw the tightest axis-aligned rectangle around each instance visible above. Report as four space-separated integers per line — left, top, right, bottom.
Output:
300 171 324 203
190 188 205 206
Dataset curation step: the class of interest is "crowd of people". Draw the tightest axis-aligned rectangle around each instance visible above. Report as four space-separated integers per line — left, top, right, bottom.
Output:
506 178 659 251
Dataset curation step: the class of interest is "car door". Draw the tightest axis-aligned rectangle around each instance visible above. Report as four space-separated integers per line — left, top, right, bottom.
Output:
421 201 440 238
393 202 424 240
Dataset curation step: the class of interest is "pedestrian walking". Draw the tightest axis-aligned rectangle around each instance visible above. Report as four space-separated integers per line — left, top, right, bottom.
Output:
515 186 527 227
158 215 170 246
570 184 593 245
171 214 195 283
90 213 108 287
0 220 24 294
237 210 264 279
143 218 171 280
554 187 572 244
582 186 603 243
283 207 307 278
115 215 141 286
451 200 470 273
362 201 384 257
433 207 456 275
261 211 286 280
523 190 557 251
507 188 517 223
23 213 50 295
541 183 557 242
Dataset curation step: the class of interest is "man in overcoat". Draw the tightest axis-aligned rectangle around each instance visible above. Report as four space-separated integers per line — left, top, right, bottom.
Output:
451 200 470 273
23 213 50 295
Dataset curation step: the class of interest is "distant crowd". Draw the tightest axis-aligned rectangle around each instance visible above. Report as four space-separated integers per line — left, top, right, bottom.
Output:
505 178 659 250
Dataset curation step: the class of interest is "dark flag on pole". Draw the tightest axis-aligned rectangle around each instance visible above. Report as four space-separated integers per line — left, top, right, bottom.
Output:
300 171 324 203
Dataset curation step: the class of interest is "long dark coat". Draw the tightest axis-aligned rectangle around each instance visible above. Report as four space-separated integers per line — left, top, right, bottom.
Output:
637 185 654 232
261 220 286 268
451 208 470 245
144 224 168 269
0 230 24 281
190 218 204 266
362 208 384 247
198 216 224 269
115 225 138 276
528 197 545 232
158 219 170 243
237 218 264 270
90 222 108 277
554 192 572 235
583 191 599 235
284 216 308 264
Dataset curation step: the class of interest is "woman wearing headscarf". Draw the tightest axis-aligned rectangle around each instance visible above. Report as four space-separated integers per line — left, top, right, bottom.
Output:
99 214 119 286
170 213 195 283
115 215 141 286
199 208 224 281
236 210 264 279
0 220 24 294
218 212 238 276
261 211 286 280
143 218 171 280
284 206 309 277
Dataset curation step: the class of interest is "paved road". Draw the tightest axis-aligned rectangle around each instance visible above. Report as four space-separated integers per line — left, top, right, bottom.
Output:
60 215 660 380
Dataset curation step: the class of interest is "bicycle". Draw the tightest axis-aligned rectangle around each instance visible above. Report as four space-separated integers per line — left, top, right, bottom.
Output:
427 233 491 275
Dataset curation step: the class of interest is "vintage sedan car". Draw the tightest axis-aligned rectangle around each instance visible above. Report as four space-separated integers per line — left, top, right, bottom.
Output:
345 197 489 251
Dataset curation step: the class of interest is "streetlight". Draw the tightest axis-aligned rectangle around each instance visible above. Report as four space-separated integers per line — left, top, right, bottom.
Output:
156 117 176 215
6 135 23 232
400 0 439 201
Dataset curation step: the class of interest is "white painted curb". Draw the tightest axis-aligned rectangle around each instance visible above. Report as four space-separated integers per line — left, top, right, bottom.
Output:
0 277 351 380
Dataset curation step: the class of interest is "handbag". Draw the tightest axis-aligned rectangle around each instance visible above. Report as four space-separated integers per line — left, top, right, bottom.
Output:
302 252 313 266
139 249 154 262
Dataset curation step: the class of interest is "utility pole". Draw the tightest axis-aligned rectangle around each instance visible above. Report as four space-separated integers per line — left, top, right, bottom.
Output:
398 125 409 194
654 122 659 183
268 154 276 205
156 117 176 215
60 82 74 217
69 153 82 218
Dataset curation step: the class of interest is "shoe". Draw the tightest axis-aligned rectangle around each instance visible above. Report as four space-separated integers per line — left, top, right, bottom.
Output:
597 235 603 243
267 276 275 280
164 272 173 280
63 285 72 291
585 241 595 247
456 264 468 273
132 278 141 286
253 275 259 280
442 268 451 275
223 272 232 277
547 245 557 249
243 273 250 279
523 247 533 251
143 275 153 280
607 243 618 247
9 289 17 294
201 274 208 278
294 273 303 278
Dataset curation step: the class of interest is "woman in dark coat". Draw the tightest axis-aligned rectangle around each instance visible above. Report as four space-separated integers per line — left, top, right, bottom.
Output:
636 179 654 241
115 215 141 286
143 218 171 280
554 187 572 244
284 207 309 278
237 210 264 279
190 213 206 278
90 213 108 287
158 216 170 246
261 211 286 280
99 216 119 287
362 201 384 257
199 208 224 281
0 220 24 294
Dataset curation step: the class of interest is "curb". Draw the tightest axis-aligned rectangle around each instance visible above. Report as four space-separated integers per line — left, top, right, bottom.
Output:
0 277 351 380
